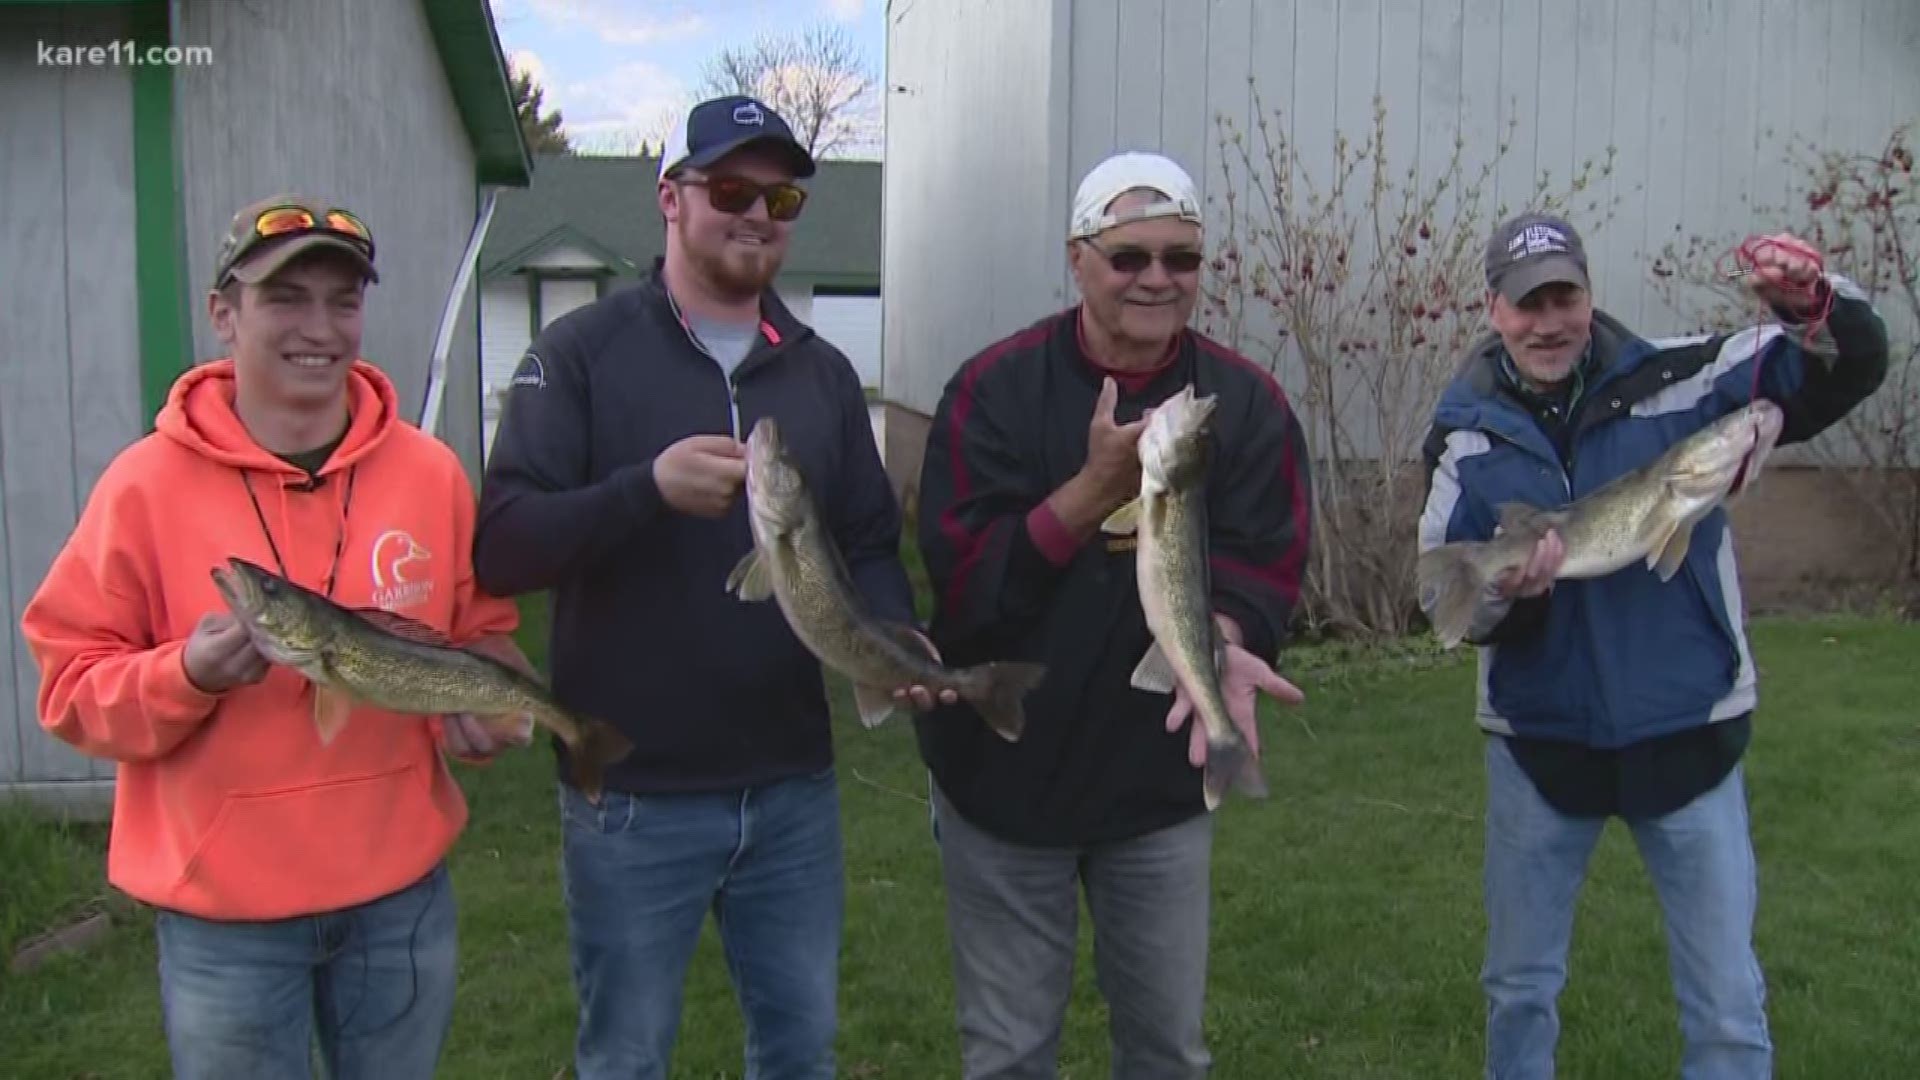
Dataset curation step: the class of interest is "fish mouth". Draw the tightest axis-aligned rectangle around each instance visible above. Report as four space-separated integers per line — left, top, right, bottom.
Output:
209 559 257 616
1729 401 1785 496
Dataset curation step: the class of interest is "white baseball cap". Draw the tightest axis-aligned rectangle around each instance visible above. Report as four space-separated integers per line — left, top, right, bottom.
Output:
1068 151 1203 240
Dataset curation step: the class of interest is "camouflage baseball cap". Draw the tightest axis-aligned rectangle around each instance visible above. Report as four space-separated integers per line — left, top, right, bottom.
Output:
212 195 378 289
1484 212 1588 302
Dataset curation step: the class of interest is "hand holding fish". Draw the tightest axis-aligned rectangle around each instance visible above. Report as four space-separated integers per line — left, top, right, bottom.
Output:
181 611 271 693
1492 530 1566 599
436 633 539 760
1161 615 1305 769
1739 232 1827 316
889 629 963 711
654 434 750 518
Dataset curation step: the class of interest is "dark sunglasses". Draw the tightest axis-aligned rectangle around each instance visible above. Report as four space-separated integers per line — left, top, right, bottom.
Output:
677 175 808 222
1081 239 1205 275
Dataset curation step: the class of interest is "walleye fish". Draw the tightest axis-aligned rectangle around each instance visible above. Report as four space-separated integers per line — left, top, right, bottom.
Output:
726 416 1048 740
1100 385 1267 811
211 557 634 800
1417 398 1785 648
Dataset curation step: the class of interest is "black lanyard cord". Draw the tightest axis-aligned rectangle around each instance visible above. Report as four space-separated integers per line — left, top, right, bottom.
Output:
240 466 357 599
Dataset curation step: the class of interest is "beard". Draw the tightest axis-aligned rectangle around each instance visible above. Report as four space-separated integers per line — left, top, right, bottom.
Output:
679 217 781 301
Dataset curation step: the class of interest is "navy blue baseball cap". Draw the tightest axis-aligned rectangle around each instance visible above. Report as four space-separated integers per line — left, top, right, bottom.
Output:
658 95 817 181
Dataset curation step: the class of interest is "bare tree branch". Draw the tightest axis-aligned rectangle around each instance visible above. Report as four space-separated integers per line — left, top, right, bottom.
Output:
697 21 877 158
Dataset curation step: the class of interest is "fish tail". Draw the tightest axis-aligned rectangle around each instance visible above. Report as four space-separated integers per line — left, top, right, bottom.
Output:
560 714 637 805
1201 733 1267 811
958 661 1049 742
1416 540 1518 649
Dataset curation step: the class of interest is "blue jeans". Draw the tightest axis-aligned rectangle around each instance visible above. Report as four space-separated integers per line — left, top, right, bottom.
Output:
1482 736 1771 1079
154 862 457 1080
558 766 844 1080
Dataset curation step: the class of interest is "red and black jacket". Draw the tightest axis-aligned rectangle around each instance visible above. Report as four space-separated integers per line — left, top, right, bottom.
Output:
914 308 1312 846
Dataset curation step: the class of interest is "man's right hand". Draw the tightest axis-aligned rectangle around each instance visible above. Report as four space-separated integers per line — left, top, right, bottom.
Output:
181 613 270 694
1494 530 1566 599
1079 377 1150 505
653 434 749 518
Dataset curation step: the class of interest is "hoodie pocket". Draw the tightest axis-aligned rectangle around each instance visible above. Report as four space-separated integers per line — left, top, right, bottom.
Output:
170 762 454 912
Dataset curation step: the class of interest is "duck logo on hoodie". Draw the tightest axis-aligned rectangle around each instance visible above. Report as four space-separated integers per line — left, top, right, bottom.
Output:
370 530 434 612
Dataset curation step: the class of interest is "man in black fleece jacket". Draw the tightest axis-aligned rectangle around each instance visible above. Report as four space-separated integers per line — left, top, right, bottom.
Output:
471 96 929 1080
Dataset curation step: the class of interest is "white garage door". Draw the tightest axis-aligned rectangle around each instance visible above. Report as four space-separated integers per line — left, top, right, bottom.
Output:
808 293 881 389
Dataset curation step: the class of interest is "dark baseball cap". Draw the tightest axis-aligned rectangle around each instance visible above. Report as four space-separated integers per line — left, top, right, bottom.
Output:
1485 212 1589 302
657 95 816 181
212 194 378 289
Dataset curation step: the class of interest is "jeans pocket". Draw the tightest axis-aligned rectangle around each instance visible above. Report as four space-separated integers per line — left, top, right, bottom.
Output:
557 783 638 835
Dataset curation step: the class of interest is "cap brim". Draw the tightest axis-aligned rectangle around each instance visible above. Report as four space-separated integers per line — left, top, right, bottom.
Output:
675 133 817 179
227 234 378 286
1495 256 1587 303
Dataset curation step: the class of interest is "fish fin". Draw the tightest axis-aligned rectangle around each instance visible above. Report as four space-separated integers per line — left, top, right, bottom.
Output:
851 683 899 729
1648 519 1693 581
1100 498 1142 536
1129 640 1179 694
958 661 1048 742
561 714 637 805
1493 502 1556 538
348 608 453 646
312 684 353 745
725 548 775 602
1200 737 1267 812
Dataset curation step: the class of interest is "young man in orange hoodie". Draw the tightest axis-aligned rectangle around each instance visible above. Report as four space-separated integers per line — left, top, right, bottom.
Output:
20 195 533 1079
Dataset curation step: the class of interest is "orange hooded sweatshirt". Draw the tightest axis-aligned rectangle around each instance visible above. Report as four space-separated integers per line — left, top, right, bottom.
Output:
20 358 520 922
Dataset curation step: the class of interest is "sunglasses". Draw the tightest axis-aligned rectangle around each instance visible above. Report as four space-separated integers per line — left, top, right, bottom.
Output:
677 175 808 222
1082 239 1205 275
248 205 375 256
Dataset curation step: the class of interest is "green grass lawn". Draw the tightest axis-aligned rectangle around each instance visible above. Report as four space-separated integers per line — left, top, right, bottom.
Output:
5 608 1919 1078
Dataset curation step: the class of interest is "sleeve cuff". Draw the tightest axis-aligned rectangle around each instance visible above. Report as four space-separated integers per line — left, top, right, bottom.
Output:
1024 502 1081 567
618 457 663 525
1212 593 1278 663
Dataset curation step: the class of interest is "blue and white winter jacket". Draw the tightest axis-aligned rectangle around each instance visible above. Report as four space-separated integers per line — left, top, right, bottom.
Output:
1417 276 1889 749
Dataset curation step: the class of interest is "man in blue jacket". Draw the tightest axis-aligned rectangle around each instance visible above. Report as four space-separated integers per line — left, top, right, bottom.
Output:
472 95 933 1080
1417 212 1888 1079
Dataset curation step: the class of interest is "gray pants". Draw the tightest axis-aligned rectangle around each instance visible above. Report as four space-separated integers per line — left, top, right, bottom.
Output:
930 780 1214 1080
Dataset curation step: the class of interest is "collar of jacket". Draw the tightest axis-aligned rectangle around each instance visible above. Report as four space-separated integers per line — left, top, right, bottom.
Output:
1437 308 1648 460
639 256 816 372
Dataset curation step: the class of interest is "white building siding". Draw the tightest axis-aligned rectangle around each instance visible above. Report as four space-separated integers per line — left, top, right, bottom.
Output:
809 294 883 389
882 0 1073 417
480 278 532 461
885 0 1920 426
0 4 142 790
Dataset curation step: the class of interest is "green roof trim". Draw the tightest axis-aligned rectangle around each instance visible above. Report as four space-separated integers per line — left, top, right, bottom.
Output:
421 0 532 187
130 0 190 428
483 224 639 282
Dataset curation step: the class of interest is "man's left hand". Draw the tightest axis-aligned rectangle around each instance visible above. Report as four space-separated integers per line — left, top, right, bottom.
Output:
891 628 961 712
440 711 535 759
1744 232 1826 315
1162 616 1306 768
439 632 540 760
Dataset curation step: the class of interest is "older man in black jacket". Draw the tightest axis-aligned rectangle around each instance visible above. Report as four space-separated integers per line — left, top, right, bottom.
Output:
914 151 1314 1080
